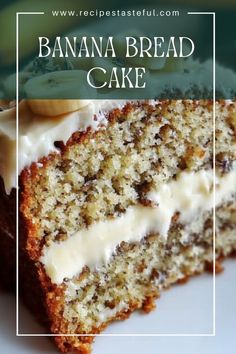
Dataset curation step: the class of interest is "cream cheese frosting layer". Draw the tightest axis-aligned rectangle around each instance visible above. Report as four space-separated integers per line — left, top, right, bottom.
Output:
40 168 236 285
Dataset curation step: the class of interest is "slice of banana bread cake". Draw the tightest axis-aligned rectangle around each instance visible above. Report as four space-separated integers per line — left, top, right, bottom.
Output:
1 98 234 352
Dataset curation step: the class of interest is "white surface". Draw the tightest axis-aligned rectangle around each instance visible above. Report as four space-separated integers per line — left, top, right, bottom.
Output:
0 260 235 354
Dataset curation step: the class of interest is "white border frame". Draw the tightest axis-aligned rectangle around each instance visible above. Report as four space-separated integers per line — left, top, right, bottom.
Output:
16 11 216 337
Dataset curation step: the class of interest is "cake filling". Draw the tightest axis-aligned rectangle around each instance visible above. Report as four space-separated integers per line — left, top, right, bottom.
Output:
40 168 236 284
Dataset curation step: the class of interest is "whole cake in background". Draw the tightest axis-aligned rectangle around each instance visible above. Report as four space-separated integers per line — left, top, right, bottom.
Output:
0 51 236 354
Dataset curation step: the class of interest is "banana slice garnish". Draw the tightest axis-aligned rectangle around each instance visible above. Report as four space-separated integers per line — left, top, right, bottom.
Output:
113 30 190 72
24 70 95 116
4 72 34 98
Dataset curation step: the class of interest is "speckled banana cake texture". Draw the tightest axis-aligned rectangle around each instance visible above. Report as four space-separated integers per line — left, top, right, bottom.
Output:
0 100 236 354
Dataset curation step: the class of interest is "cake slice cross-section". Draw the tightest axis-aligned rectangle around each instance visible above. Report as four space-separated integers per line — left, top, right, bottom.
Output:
0 98 236 353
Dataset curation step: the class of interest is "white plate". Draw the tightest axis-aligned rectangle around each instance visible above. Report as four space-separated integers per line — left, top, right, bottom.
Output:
0 260 235 354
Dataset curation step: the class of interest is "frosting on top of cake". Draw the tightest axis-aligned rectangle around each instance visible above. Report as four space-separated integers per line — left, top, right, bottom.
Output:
0 99 127 193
